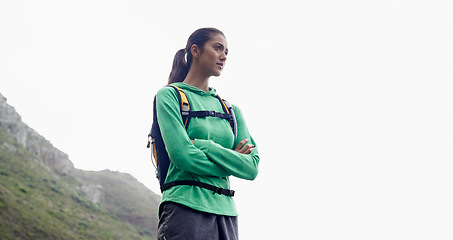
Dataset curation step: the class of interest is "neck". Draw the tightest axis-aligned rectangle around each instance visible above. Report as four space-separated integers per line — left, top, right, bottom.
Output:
183 67 210 92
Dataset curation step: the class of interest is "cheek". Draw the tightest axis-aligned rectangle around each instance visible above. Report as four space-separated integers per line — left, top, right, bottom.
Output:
199 51 219 69
206 51 218 62
202 57 216 69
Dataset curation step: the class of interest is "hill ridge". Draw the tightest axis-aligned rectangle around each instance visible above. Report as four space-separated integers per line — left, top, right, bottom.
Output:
0 92 159 239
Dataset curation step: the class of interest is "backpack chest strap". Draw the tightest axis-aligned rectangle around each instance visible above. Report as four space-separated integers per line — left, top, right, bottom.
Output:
187 110 233 120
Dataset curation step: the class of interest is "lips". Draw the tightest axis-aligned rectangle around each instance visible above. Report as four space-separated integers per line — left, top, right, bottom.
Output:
216 63 224 69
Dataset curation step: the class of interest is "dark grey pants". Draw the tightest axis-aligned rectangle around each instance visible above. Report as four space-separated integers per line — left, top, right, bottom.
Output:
158 202 238 240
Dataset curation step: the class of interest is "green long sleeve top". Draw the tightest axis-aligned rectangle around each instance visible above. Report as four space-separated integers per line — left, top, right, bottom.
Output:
156 82 260 216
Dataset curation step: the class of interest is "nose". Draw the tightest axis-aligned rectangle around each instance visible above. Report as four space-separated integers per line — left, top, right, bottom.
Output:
220 51 227 62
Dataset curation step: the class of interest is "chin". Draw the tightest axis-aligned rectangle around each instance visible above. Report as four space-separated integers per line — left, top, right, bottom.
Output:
212 71 222 77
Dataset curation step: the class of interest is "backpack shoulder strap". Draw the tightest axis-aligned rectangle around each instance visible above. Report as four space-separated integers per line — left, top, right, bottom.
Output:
215 95 237 140
168 85 191 129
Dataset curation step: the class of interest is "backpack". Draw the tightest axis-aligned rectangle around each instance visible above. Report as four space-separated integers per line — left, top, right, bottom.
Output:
147 84 237 196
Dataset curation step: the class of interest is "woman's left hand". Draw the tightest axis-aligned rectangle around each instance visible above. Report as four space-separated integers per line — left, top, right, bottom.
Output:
234 139 255 154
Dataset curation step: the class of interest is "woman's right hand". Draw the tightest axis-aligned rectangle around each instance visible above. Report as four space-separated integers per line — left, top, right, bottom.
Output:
234 139 255 154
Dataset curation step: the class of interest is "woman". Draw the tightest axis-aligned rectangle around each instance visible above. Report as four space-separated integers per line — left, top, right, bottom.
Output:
156 27 260 240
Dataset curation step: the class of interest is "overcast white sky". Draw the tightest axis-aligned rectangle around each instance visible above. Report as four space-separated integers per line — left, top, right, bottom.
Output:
1 0 453 239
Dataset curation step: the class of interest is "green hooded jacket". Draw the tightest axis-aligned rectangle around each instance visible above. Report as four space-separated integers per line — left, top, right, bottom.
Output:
156 82 260 216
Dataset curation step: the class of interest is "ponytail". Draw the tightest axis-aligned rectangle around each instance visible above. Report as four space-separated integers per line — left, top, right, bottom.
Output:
168 49 189 84
167 27 225 85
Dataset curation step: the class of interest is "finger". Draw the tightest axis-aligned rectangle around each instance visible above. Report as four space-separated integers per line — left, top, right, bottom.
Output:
245 145 255 154
244 144 254 149
239 144 255 154
234 139 249 151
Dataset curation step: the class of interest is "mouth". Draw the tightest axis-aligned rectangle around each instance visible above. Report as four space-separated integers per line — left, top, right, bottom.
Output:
216 63 224 69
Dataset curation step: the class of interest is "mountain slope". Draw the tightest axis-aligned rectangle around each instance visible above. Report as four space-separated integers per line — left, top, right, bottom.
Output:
0 93 160 239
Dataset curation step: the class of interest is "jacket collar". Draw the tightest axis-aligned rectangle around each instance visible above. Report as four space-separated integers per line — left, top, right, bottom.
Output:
172 82 217 97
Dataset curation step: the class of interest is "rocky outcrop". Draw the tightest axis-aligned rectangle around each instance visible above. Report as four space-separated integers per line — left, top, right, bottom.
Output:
0 93 74 175
0 93 27 146
77 183 104 204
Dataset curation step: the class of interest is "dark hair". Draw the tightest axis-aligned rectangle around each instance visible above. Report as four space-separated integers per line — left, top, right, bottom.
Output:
168 28 225 84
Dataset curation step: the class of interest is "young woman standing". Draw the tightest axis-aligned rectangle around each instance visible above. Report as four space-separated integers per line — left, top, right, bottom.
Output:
156 28 260 240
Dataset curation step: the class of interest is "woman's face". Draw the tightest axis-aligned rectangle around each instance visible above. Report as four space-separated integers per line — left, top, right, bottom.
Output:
196 34 229 77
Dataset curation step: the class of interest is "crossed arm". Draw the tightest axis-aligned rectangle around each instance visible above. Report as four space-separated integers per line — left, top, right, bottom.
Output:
191 138 255 154
157 88 260 180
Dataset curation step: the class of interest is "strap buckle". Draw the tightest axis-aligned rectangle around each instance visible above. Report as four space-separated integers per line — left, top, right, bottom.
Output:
146 134 152 148
213 187 235 197
213 187 222 195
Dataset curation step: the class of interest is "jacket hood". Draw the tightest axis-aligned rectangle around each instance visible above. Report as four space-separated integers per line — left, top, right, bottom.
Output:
172 82 218 97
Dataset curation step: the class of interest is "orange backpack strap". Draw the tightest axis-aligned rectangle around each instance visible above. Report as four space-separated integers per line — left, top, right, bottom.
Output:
169 85 191 129
216 95 237 140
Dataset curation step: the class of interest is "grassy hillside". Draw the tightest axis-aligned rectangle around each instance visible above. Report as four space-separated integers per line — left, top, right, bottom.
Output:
0 127 160 239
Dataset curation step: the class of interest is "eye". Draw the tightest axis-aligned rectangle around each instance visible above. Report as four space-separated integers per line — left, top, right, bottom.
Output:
213 43 228 55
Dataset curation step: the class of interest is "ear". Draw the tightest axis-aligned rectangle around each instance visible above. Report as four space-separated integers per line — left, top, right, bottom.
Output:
190 44 201 58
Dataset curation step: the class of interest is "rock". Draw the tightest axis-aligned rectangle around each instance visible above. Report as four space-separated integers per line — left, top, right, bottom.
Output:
0 93 74 175
78 184 104 204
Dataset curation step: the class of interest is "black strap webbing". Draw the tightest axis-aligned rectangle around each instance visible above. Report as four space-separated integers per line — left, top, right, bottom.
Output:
187 110 233 120
161 180 235 197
